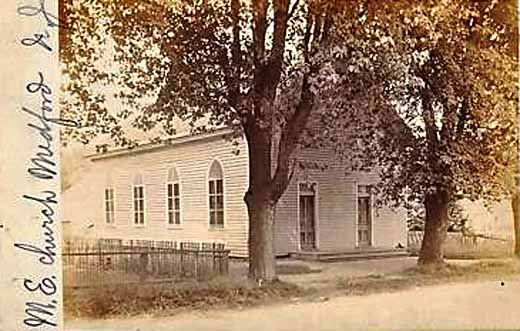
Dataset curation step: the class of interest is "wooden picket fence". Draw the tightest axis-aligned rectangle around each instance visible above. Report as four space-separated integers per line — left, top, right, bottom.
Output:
62 238 229 288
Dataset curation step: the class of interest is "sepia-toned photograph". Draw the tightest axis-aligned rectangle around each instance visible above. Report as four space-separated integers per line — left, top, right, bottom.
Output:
57 0 518 330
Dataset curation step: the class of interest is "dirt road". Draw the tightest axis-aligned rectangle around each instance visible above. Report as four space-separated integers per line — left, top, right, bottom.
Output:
66 278 520 331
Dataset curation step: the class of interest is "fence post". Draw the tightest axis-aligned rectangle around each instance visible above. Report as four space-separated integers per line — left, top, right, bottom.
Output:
97 240 103 285
212 243 216 276
180 242 185 276
195 249 199 280
139 246 149 282
225 250 229 276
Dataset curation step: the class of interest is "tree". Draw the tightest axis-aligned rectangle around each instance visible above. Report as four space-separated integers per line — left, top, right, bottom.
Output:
61 0 404 280
406 201 471 234
511 174 519 257
514 182 520 257
323 0 518 266
62 0 515 273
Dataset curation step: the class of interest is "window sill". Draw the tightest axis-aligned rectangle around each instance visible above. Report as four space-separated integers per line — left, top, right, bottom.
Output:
167 225 183 230
209 225 225 231
133 224 146 228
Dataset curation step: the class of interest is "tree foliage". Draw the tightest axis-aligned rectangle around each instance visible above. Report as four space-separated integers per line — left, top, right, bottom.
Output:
307 0 517 265
61 0 518 270
62 0 408 279
61 0 409 150
325 0 518 208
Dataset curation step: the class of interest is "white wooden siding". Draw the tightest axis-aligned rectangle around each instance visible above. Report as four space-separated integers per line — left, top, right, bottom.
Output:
63 133 250 256
63 134 407 257
274 151 358 254
274 148 407 254
372 205 407 248
61 166 104 239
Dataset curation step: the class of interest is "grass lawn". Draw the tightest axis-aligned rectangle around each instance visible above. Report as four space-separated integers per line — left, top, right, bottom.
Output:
64 258 519 319
337 259 519 296
64 277 310 319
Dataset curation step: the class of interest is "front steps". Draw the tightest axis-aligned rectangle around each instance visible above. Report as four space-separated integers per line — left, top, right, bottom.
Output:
290 248 410 262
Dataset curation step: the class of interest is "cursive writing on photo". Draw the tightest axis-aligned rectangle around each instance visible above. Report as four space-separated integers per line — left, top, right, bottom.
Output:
17 0 70 52
14 2 77 326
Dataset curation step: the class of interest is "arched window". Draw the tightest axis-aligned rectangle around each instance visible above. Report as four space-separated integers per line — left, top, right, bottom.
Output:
166 168 181 225
208 161 224 227
133 173 145 225
104 174 115 224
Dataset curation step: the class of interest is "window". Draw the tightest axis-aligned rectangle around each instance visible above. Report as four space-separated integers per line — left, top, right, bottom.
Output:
358 184 372 196
357 185 372 246
133 174 145 225
104 188 115 224
208 161 224 227
299 182 317 250
167 168 181 225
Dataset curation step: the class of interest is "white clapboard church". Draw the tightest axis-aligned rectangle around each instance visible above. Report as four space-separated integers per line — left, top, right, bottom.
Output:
62 128 408 258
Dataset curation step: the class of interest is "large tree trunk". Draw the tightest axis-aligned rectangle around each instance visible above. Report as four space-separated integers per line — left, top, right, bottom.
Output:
243 0 318 282
246 195 277 281
419 190 450 266
244 127 277 281
512 191 520 257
